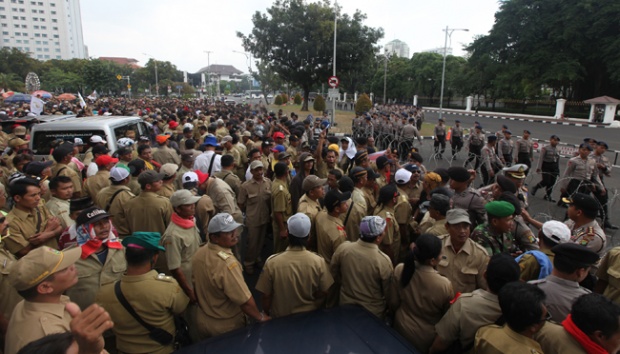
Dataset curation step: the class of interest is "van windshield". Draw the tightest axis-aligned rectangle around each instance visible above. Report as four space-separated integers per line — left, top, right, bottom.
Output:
32 130 105 155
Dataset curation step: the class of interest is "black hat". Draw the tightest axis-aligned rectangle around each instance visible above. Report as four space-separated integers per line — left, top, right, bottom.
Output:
561 193 599 218
70 197 94 213
376 156 391 170
76 206 110 227
583 137 597 143
496 175 517 194
324 189 351 209
550 134 560 141
597 141 609 149
552 243 600 266
337 176 355 193
52 143 74 160
138 170 164 185
23 161 53 176
448 166 470 183
127 159 146 175
487 135 498 142
365 167 380 180
354 150 368 162
486 253 520 289
92 144 110 155
579 143 593 151
434 168 449 183
498 191 521 215
349 166 367 180
378 184 399 202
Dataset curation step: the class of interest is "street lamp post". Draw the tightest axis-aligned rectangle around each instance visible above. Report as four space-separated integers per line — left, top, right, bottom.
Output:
439 26 468 120
142 52 159 97
383 51 389 104
204 51 213 100
233 50 253 97
331 0 339 126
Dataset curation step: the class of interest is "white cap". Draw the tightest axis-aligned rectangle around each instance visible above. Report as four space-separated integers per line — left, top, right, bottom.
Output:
208 213 242 233
170 189 201 208
395 168 412 184
117 137 135 147
287 213 311 238
90 135 107 144
183 123 194 130
182 171 199 184
542 221 571 244
109 166 130 182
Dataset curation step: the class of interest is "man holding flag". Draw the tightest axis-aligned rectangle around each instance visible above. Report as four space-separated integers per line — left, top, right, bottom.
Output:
30 94 45 116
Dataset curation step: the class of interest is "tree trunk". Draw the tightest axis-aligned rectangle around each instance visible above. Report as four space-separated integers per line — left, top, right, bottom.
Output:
302 85 310 111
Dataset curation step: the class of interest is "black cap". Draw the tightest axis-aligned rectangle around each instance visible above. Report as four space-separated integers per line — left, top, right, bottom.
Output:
550 134 560 141
92 144 110 155
597 141 608 149
498 191 522 215
23 161 53 176
552 243 600 266
448 166 470 183
583 138 597 143
76 206 110 227
496 175 517 194
376 156 391 170
562 193 599 218
70 197 94 213
138 170 164 185
487 135 498 142
337 176 355 193
378 184 399 202
324 189 351 209
524 129 531 134
434 168 449 183
365 167 380 180
354 150 368 162
579 143 593 151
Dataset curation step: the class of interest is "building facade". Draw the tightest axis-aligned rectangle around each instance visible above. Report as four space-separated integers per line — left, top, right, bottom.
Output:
385 39 410 58
0 0 87 60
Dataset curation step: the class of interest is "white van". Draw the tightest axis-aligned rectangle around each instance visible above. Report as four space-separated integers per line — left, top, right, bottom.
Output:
29 116 151 160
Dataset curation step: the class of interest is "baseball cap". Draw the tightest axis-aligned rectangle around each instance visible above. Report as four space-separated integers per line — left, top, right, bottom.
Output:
23 161 53 176
203 136 219 147
208 213 242 233
138 170 165 185
160 163 179 178
271 144 286 153
395 168 412 184
73 138 86 146
273 132 285 139
302 175 327 192
155 135 170 144
95 155 119 167
446 208 471 225
76 206 110 227
122 232 165 252
221 135 233 144
249 160 264 170
359 216 387 240
90 135 106 144
170 189 201 208
182 171 199 184
287 213 311 238
324 189 351 209
9 246 81 291
109 166 130 182
9 138 29 149
117 137 135 147
194 170 209 184
541 220 571 245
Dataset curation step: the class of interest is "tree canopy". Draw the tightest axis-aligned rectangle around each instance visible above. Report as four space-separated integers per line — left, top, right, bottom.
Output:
238 0 383 110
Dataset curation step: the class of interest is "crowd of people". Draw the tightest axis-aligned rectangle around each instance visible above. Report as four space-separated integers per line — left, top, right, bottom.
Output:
0 97 619 354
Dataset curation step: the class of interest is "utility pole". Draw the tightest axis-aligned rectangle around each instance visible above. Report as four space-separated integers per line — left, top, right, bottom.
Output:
331 0 339 126
439 26 468 119
142 53 158 97
204 51 212 100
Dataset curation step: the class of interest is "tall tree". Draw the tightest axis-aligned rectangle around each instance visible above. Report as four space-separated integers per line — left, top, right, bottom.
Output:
238 0 383 110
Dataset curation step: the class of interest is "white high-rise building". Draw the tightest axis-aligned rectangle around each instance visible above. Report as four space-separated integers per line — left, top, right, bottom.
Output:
385 39 410 58
0 0 87 60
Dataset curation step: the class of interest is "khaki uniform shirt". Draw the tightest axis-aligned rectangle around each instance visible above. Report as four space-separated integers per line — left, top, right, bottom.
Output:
565 219 607 257
161 222 201 284
426 218 448 237
315 211 347 264
215 127 228 140
474 325 544 354
534 322 586 354
256 246 334 318
342 200 365 243
297 194 323 242
52 162 83 196
45 196 72 230
153 145 181 166
191 243 251 339
96 270 189 354
214 170 241 198
529 274 590 323
374 205 400 260
352 187 368 213
83 169 111 201
519 248 555 282
128 178 141 196
271 178 292 231
395 186 412 225
596 246 620 304
223 147 241 171
435 289 501 350
330 240 393 318
175 165 193 190
561 155 603 189
195 195 215 239
125 191 173 235
0 248 22 320
238 177 272 227
5 204 57 254
206 178 243 224
156 182 176 199
5 296 72 354
437 235 489 294
391 263 454 352
66 247 126 311
95 185 134 236
361 186 377 215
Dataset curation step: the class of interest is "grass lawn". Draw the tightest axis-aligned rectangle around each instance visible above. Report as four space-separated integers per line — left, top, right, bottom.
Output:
268 104 437 136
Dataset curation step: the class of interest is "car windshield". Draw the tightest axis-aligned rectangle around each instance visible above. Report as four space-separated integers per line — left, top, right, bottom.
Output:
32 129 105 155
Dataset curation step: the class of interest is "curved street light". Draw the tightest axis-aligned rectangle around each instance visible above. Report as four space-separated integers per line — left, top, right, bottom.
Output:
439 27 468 120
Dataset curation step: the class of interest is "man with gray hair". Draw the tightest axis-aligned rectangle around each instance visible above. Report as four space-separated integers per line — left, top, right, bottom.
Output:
330 216 394 319
255 213 333 318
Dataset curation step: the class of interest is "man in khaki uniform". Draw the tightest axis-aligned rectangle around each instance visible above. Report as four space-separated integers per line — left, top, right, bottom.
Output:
180 171 215 241
45 176 74 230
66 206 126 311
5 246 81 354
0 212 22 326
191 213 269 339
232 135 248 179
214 155 241 197
297 175 326 249
175 152 196 190
157 163 178 199
256 213 333 318
96 166 135 237
596 246 620 304
83 155 117 201
124 170 173 235
373 184 400 264
430 253 520 353
437 209 489 294
272 162 293 253
315 189 350 264
518 220 571 282
198 170 243 226
237 160 271 274
394 169 413 260
152 135 181 166
331 216 393 319
96 232 189 354
221 135 241 176
6 178 62 257
51 143 83 198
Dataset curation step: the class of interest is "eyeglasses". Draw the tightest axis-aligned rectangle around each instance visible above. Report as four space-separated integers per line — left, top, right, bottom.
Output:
539 311 552 323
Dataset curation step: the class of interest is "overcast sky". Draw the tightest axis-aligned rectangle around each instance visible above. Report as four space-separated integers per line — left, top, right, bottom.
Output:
81 0 500 74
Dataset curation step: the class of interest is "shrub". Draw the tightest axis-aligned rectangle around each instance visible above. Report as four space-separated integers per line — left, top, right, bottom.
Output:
355 93 372 115
274 94 283 105
313 95 326 112
294 93 302 105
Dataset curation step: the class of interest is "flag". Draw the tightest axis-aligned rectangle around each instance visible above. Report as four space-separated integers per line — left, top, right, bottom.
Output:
87 90 97 101
78 92 86 108
30 95 45 115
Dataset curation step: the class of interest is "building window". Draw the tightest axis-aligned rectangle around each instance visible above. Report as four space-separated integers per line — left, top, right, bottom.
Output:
53 26 57 30
0 6 4 10
21 24 26 28
52 19 56 23
31 8 36 12
19 7 24 12
1 31 8 35
35 40 40 44
19 16 24 20
42 33 46 37
37 54 43 58
33 25 39 29
40 26 45 29
44 55 50 59
51 2 55 6
0 15 5 19
56 56 61 59
16 39 22 43
14 24 19 28
14 32 21 36
33 17 38 21
51 11 55 15
40 17 44 21
0 23 6 27
38 9 43 13
12 15 17 19
43 48 48 52
23 39 28 43
37 1 42 4
2 39 9 43
55 48 59 52
35 47 41 51
34 33 40 37
53 34 58 38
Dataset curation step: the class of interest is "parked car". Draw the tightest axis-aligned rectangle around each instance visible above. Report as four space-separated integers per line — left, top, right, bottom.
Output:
266 94 274 99
176 305 419 354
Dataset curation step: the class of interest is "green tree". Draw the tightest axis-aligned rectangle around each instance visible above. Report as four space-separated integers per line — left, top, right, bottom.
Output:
355 93 372 114
0 73 25 92
238 0 383 111
252 61 282 104
313 95 326 112
274 94 283 105
0 47 40 80
40 68 82 93
294 93 302 104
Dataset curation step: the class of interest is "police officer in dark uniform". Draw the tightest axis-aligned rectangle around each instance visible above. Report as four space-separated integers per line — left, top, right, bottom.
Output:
532 135 561 202
449 120 464 157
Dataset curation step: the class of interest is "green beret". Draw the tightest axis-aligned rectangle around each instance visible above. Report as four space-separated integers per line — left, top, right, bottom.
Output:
122 232 165 251
484 201 515 217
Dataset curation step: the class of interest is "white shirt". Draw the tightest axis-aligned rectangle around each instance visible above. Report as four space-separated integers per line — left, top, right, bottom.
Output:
193 150 222 174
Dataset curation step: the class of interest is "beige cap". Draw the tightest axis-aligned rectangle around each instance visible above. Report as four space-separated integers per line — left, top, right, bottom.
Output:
9 246 81 291
9 137 29 149
170 189 201 208
250 160 264 170
221 135 233 143
160 163 179 178
302 175 327 192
